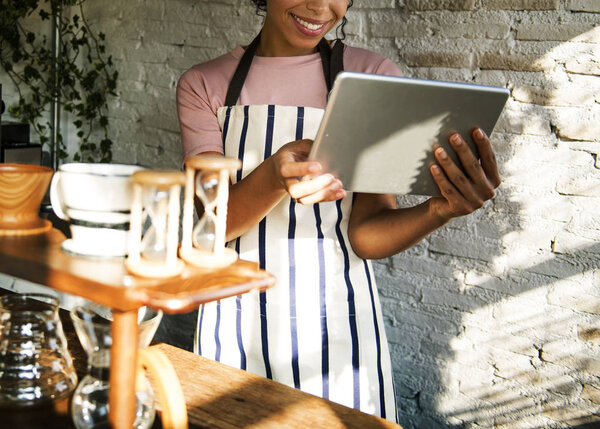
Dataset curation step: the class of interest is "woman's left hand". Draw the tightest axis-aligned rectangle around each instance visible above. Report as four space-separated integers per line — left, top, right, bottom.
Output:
429 128 501 221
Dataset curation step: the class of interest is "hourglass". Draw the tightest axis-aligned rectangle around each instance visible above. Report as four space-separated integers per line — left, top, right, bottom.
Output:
126 170 186 278
180 155 241 268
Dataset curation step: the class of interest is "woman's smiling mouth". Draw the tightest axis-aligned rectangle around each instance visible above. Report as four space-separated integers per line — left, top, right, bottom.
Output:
291 13 327 33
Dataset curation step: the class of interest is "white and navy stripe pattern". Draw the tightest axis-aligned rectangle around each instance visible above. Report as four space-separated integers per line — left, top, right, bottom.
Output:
195 104 397 422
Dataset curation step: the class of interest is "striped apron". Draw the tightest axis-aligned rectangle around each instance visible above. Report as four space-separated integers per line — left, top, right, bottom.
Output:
194 36 397 422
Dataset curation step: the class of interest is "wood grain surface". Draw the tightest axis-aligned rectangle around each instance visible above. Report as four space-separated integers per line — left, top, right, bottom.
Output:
153 343 402 429
0 164 53 231
0 228 275 312
0 307 401 429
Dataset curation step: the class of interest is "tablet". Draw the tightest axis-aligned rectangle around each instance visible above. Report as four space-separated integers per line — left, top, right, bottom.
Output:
307 72 509 196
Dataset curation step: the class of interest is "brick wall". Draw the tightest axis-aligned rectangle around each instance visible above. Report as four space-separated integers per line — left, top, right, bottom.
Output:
1 1 598 427
358 1 600 427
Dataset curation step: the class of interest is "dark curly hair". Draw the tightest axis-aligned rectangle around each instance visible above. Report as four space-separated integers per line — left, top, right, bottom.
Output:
250 0 353 40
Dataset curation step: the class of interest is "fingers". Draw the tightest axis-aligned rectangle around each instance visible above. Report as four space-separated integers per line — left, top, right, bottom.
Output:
287 174 346 205
447 133 496 201
472 128 501 189
430 164 466 207
274 139 346 204
280 160 322 179
431 129 502 217
432 148 484 211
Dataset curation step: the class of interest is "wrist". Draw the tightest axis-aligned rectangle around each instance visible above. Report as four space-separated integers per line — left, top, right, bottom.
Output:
426 198 453 227
262 155 293 200
266 154 286 192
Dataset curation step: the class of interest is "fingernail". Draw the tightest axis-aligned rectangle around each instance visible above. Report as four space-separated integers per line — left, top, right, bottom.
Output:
450 134 461 145
330 181 341 191
436 148 448 160
308 163 321 173
475 128 485 139
336 190 345 198
431 165 441 174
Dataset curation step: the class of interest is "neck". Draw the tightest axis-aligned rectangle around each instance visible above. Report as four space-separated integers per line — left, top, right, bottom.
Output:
256 26 318 57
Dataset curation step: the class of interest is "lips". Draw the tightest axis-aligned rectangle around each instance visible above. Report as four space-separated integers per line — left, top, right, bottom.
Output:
291 13 328 35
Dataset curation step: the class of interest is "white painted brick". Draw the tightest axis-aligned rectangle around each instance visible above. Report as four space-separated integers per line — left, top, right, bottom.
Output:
369 12 424 38
556 176 600 197
420 286 489 312
512 83 597 106
404 0 477 10
574 206 600 232
517 23 600 42
410 66 476 82
490 349 535 379
552 231 600 255
581 384 600 404
484 0 560 10
524 252 589 279
388 254 457 279
353 0 396 7
547 288 600 315
567 0 600 13
388 306 462 335
428 229 503 262
501 226 558 252
540 339 595 366
565 53 600 76
495 101 553 135
578 324 600 345
552 106 600 141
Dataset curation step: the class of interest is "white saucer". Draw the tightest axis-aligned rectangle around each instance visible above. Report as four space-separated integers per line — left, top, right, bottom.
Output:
61 239 126 259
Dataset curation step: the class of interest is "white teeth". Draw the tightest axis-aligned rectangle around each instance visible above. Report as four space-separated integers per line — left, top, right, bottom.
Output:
293 15 324 31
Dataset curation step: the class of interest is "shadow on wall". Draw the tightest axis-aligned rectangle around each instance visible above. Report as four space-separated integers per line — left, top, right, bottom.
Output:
379 24 600 429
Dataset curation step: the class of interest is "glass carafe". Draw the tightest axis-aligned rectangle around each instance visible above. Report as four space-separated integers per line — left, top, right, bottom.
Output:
0 293 77 406
70 305 162 429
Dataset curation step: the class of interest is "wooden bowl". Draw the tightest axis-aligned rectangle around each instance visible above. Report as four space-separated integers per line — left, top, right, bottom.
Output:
0 163 53 234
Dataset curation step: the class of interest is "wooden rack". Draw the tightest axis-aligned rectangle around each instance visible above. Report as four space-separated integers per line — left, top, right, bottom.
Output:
0 228 275 428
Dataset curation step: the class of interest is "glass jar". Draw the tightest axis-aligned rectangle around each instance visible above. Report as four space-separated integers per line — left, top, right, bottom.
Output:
0 293 77 406
70 305 162 429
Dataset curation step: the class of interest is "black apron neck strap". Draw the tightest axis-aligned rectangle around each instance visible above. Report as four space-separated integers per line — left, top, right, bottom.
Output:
225 33 345 106
318 38 345 94
224 33 261 107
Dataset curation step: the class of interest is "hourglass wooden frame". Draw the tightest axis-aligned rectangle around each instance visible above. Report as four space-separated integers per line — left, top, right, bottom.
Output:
180 155 241 268
126 170 186 278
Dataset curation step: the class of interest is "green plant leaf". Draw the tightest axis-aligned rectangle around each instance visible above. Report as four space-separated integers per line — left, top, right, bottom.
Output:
0 0 117 163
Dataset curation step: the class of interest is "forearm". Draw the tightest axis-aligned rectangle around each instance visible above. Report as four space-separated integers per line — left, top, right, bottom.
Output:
225 156 287 241
348 198 450 259
194 138 344 242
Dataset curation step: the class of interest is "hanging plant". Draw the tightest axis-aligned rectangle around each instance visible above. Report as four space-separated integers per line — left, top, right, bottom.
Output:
0 0 118 163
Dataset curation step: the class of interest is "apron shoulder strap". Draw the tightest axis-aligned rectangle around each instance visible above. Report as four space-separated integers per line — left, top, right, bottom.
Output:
224 34 261 107
319 38 345 94
225 34 345 106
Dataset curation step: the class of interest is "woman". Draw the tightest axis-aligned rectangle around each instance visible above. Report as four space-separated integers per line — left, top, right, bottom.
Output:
177 0 500 422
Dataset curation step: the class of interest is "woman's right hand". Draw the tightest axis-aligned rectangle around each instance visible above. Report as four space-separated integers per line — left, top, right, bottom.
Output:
271 139 346 204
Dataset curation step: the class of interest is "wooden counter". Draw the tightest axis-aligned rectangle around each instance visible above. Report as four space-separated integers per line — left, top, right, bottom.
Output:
0 308 400 429
153 343 400 428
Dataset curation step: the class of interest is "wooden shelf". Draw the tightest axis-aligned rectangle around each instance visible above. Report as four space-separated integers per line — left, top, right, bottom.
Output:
0 228 275 312
0 228 276 428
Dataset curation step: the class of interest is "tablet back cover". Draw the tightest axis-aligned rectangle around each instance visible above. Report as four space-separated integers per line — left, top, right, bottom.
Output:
309 72 509 196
